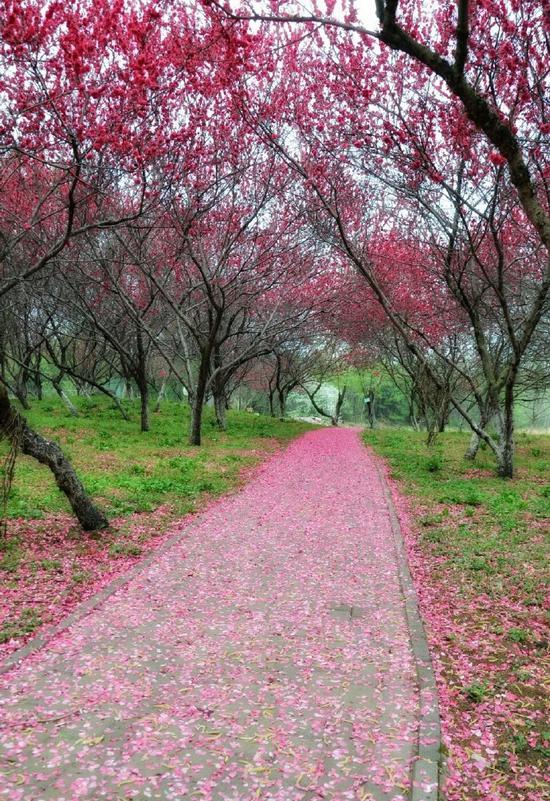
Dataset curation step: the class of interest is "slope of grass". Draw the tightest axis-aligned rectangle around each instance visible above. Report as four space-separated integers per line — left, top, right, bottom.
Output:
3 397 314 519
363 428 549 801
365 429 549 593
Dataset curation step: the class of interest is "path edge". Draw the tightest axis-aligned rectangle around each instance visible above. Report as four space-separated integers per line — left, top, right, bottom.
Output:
0 514 209 676
373 456 443 801
0 433 307 677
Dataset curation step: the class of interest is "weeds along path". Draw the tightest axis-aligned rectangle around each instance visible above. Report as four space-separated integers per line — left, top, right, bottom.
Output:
0 428 438 801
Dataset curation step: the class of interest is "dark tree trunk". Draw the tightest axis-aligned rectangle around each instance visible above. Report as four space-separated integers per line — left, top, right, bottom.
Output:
21 425 109 530
138 378 149 432
496 437 514 478
268 388 276 417
123 379 134 400
466 429 482 461
465 401 493 461
32 363 43 400
111 394 130 421
135 326 150 432
464 392 515 477
364 391 376 429
408 390 419 430
426 428 438 446
496 387 515 478
437 399 451 433
211 347 227 431
14 381 31 410
189 353 210 446
189 397 204 446
278 389 286 418
0 386 108 531
305 383 340 425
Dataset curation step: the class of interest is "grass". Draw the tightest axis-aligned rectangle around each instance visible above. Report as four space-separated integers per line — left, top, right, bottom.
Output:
0 607 41 644
363 428 549 598
363 427 549 797
1 397 314 520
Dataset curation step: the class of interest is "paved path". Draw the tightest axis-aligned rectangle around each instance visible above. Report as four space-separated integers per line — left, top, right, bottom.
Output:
0 429 433 801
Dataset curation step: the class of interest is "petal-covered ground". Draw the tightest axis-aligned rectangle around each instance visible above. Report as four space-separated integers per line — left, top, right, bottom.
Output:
0 429 428 801
0 507 188 661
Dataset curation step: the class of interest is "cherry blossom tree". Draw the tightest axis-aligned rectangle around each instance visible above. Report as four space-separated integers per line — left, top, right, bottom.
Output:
0 0 262 526
1 0 548 529
135 144 318 444
207 0 549 476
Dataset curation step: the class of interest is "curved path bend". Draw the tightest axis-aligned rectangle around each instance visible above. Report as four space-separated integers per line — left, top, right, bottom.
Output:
0 428 438 801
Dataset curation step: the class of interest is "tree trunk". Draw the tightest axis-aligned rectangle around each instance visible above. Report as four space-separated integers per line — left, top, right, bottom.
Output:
496 438 514 478
111 393 130 421
56 385 79 417
214 391 227 431
189 397 204 446
138 378 149 432
21 426 109 530
135 326 150 432
496 388 515 478
465 403 493 461
154 377 167 413
426 427 438 446
0 385 108 531
465 430 482 461
268 388 276 417
437 400 451 432
464 392 515 477
278 389 286 418
408 391 419 430
365 391 376 429
32 365 43 400
52 373 78 417
211 347 227 431
14 380 31 410
189 353 210 446
331 385 347 426
305 383 338 425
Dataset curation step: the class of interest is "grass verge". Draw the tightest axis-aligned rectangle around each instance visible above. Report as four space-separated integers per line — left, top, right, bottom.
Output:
363 428 549 801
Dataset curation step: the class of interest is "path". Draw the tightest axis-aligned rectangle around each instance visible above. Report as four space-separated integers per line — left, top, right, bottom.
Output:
0 429 437 801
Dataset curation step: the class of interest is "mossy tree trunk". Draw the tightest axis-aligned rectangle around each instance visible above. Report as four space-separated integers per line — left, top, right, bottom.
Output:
0 385 108 531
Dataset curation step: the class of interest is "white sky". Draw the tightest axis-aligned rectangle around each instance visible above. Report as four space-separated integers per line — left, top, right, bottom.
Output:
354 0 379 28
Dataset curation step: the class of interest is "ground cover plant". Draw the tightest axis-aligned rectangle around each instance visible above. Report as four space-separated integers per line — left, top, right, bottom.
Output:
363 428 550 801
0 398 313 659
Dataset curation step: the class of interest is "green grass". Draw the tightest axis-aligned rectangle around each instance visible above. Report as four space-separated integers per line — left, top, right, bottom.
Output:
364 429 548 579
363 429 549 599
0 607 41 644
463 681 490 703
1 397 315 520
